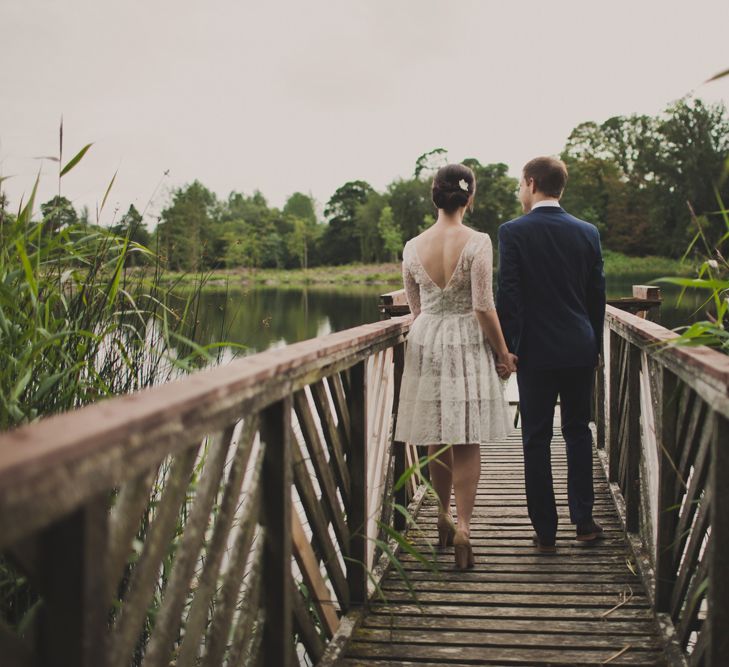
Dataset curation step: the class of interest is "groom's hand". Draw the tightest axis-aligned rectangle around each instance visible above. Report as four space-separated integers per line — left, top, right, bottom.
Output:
496 353 518 379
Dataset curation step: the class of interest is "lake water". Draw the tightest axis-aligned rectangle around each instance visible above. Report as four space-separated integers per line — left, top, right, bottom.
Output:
191 276 707 356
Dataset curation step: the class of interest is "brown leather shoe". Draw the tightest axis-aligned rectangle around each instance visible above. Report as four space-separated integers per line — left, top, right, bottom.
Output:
532 533 557 554
576 519 604 542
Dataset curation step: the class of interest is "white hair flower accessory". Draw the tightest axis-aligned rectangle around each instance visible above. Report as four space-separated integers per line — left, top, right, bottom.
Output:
458 179 469 192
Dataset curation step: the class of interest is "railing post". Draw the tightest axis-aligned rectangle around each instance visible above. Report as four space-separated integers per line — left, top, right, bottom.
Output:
392 342 408 531
708 413 729 665
594 357 606 449
608 330 622 482
39 495 109 667
624 344 642 533
655 368 679 612
261 397 293 667
347 360 368 606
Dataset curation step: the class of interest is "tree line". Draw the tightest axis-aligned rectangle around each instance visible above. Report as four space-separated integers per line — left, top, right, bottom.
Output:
6 97 727 270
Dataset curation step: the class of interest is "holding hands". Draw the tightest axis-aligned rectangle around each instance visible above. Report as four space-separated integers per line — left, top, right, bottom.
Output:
496 352 518 380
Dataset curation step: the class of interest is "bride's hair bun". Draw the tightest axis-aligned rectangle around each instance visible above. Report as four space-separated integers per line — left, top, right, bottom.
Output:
432 164 476 213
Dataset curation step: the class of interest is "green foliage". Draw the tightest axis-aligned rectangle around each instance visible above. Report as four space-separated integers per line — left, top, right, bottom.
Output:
40 195 78 233
462 159 521 238
110 205 151 266
656 193 729 353
378 205 402 262
321 180 374 264
157 181 218 271
562 98 729 257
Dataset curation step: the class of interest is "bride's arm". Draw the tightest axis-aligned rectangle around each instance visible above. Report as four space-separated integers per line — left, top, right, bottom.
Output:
402 256 421 319
472 236 517 374
475 310 517 373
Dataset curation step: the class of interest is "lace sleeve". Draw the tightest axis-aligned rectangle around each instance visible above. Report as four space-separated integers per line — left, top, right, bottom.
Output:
402 251 421 319
471 234 495 312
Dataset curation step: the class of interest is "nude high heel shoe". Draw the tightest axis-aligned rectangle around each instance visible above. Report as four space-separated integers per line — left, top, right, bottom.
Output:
437 513 456 548
453 529 474 569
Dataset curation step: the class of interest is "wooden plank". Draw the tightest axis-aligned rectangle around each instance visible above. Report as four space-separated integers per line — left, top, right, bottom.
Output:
647 366 678 615
107 465 157 604
669 483 710 622
143 426 234 667
347 360 368 607
670 419 712 571
311 380 352 510
326 373 352 457
175 418 259 667
362 614 657 635
708 413 729 666
344 641 663 665
109 443 200 667
391 341 407 532
608 330 623 483
39 496 109 667
353 626 661 650
291 506 340 638
624 344 641 532
291 425 350 611
595 359 606 449
202 445 264 667
293 389 349 553
260 397 294 667
292 574 326 663
226 537 264 667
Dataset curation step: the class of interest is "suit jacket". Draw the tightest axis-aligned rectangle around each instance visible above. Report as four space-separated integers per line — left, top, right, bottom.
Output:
496 206 606 370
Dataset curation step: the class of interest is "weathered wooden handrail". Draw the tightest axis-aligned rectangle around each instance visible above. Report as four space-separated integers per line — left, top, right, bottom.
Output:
0 316 419 666
380 284 663 319
595 305 729 666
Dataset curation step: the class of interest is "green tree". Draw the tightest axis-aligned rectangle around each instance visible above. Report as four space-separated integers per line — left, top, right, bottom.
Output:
157 181 217 271
387 178 432 241
111 204 151 266
461 159 520 240
561 99 729 256
40 195 77 233
283 192 320 269
321 181 374 264
378 205 402 262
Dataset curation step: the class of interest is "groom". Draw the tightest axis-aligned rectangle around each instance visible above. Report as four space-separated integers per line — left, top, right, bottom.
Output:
497 156 606 553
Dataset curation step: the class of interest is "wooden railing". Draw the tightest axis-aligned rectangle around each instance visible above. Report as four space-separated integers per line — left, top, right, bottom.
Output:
595 305 729 667
382 283 728 666
0 316 421 667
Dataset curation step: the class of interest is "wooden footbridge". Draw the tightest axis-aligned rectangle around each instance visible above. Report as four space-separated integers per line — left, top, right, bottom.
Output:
1 286 727 666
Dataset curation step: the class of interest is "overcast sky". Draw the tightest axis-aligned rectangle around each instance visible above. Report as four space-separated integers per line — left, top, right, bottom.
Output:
2 0 729 225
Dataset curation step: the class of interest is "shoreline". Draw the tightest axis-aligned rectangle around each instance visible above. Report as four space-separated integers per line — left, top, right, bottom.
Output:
153 252 693 290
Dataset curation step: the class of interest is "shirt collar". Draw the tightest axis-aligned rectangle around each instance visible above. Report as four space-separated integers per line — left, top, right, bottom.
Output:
531 199 561 210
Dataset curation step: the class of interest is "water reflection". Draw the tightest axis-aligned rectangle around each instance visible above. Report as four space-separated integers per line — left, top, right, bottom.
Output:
191 277 708 354
193 285 384 354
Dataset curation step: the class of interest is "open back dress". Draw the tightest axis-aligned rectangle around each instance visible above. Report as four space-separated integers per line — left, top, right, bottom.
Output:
394 231 512 445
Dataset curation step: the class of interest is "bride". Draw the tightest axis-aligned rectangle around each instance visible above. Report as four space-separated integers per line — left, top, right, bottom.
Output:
394 163 517 569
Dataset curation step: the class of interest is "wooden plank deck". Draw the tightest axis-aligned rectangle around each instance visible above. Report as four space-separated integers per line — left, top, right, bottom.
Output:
335 426 668 666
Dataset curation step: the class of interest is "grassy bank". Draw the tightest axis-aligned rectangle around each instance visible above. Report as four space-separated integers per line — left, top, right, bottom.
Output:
158 251 693 290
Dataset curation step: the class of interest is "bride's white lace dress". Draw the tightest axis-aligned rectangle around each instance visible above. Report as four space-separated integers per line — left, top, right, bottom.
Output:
394 231 512 445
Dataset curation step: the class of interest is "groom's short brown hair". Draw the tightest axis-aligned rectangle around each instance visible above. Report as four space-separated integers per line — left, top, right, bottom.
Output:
523 157 568 198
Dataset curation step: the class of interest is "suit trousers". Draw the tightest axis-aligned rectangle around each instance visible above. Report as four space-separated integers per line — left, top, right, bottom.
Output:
516 366 595 541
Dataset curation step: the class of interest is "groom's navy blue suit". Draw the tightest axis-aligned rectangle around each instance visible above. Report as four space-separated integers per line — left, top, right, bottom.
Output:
497 204 605 541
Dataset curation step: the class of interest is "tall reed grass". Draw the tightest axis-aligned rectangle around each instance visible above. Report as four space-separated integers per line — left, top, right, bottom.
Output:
0 132 232 635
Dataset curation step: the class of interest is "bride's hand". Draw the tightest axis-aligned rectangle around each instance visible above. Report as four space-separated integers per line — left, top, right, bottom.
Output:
496 352 518 378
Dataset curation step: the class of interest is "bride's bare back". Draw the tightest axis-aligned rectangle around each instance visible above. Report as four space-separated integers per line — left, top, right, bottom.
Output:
414 225 477 290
